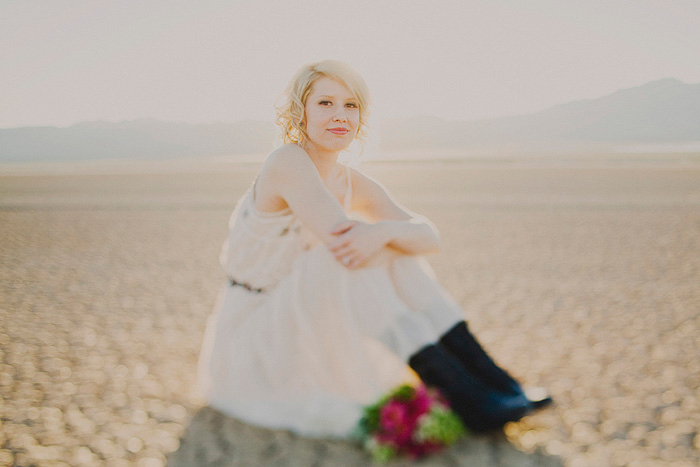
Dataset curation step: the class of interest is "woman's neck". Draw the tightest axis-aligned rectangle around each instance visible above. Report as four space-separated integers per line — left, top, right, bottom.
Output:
300 142 341 181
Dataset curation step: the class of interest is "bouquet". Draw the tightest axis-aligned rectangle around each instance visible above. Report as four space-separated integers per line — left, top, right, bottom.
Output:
354 383 467 463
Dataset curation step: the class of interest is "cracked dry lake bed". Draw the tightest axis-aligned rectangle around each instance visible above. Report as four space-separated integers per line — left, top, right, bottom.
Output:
1 161 699 466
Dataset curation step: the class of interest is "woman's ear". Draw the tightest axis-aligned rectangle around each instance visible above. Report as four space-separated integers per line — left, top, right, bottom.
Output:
294 107 305 128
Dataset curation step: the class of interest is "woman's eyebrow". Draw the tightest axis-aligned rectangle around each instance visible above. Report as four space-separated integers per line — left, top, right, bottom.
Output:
315 95 357 100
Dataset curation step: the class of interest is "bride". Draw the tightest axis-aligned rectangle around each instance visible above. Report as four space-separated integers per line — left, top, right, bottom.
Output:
196 59 551 438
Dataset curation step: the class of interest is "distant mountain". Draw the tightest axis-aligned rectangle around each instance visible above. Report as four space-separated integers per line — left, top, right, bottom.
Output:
2 78 699 162
0 119 277 163
379 78 700 150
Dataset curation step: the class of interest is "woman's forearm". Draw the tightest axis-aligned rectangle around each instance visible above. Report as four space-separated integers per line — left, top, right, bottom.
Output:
377 218 441 255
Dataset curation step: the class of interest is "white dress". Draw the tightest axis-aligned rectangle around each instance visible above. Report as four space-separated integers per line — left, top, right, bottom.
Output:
196 165 463 438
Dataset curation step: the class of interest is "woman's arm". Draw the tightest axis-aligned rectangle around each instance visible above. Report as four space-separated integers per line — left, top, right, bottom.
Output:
256 145 438 268
329 170 441 257
255 144 352 245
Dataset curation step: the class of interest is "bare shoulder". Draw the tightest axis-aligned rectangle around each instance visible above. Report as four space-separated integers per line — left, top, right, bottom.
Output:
262 144 315 178
255 145 324 212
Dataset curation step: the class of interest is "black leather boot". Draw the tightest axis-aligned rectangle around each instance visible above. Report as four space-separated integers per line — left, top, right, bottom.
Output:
408 344 531 432
439 321 552 409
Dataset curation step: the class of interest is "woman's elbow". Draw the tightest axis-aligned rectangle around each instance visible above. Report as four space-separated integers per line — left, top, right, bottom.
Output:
422 227 441 255
429 238 441 255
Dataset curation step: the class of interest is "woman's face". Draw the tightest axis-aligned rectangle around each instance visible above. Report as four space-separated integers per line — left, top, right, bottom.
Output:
302 76 360 155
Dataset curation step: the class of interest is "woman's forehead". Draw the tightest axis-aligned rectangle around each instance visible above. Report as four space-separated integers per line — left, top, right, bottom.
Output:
309 77 355 99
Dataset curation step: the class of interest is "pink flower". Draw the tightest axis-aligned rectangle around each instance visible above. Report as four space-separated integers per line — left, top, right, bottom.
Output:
379 400 413 445
358 383 465 462
411 385 432 417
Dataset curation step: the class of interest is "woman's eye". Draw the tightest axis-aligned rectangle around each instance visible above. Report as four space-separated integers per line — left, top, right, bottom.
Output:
345 102 358 108
319 100 332 106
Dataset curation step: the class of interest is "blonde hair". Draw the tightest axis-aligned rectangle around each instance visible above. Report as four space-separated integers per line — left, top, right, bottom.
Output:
276 60 371 147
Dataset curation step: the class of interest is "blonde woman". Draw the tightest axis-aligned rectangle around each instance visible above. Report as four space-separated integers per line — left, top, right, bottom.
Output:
197 60 551 438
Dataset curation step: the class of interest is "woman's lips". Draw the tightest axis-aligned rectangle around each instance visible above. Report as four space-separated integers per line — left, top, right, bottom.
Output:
328 128 349 135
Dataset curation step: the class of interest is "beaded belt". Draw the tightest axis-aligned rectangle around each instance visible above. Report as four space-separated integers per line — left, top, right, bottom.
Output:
228 277 265 294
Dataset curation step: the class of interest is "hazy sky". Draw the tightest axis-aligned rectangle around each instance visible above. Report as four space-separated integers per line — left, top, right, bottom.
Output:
2 0 700 128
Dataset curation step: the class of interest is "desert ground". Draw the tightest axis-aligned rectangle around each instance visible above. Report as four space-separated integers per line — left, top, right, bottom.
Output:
1 158 699 466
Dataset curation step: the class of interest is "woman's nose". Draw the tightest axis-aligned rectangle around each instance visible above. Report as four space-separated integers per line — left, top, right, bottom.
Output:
332 108 348 122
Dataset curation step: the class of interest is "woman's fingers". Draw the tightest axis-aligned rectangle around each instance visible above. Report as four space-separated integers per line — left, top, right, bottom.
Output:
333 244 356 263
328 238 350 252
327 220 379 269
331 245 361 268
329 220 355 236
339 253 361 269
332 246 354 259
328 231 357 251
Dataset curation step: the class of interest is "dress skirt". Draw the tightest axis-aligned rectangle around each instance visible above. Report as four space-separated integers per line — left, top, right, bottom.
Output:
197 243 463 438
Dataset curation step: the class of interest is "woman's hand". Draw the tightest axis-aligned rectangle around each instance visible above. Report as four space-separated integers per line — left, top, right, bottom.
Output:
328 220 390 269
